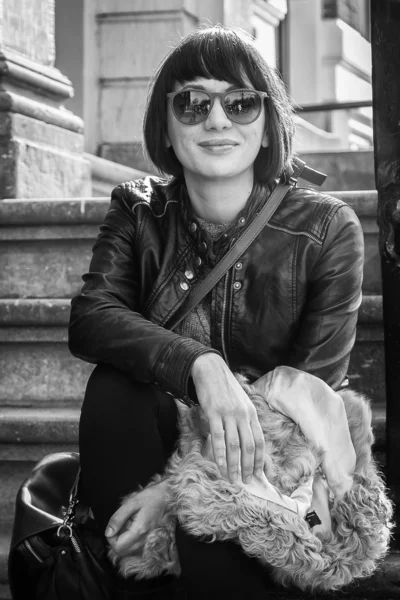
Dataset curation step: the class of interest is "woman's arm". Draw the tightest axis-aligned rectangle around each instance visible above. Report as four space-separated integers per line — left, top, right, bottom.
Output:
68 184 218 402
287 204 364 389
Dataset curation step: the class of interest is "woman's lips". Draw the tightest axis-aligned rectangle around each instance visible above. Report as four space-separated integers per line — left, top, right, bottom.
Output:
198 140 239 153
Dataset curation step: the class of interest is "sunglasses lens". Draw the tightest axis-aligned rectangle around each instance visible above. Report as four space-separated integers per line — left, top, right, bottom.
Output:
171 90 263 124
224 91 262 124
172 90 211 124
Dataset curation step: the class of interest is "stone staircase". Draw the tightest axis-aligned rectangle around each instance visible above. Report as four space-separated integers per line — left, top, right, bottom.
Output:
0 191 399 599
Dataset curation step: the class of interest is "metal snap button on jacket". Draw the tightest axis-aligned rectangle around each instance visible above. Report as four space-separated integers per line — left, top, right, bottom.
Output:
189 222 197 233
180 281 190 291
233 281 242 290
238 217 246 225
235 262 243 270
185 270 194 280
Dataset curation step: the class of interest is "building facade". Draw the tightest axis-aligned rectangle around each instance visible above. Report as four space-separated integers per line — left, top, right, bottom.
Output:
0 0 372 197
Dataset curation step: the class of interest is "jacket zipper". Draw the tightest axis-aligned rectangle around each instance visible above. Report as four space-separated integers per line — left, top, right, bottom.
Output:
220 271 231 368
24 539 43 563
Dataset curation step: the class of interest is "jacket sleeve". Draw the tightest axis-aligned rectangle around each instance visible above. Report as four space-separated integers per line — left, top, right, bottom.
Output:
286 204 364 390
68 185 217 403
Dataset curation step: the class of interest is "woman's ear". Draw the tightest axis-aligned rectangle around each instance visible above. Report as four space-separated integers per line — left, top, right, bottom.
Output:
261 130 269 148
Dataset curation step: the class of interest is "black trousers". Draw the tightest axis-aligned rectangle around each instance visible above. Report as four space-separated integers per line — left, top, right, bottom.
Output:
79 364 274 598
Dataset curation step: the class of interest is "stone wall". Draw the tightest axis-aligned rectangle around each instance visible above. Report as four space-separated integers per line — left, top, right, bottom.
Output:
0 0 90 199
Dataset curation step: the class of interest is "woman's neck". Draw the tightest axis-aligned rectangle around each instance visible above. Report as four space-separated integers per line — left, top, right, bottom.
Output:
183 169 255 223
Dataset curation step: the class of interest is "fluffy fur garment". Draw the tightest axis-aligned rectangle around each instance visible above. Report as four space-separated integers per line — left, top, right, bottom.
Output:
109 376 393 593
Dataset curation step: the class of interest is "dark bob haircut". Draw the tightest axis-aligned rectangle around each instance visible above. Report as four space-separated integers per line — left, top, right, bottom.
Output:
143 26 295 186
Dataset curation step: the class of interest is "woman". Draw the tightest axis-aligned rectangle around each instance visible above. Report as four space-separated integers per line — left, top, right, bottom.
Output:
68 25 364 598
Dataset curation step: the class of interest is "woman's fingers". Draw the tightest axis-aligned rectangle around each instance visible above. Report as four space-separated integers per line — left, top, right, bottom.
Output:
209 420 226 472
105 495 140 537
209 412 264 484
237 420 257 484
250 418 265 478
108 525 147 556
107 483 167 557
222 419 241 483
108 503 154 556
209 417 242 483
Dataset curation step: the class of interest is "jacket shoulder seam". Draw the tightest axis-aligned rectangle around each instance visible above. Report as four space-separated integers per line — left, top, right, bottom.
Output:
270 193 346 243
267 222 323 245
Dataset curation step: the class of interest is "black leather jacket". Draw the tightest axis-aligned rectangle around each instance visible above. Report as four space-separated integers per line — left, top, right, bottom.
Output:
68 176 364 404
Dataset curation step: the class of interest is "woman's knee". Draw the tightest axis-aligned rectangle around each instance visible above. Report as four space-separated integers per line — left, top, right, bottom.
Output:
80 364 178 444
83 363 148 409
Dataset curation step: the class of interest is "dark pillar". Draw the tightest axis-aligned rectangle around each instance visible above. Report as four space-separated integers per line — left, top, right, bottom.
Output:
371 0 400 544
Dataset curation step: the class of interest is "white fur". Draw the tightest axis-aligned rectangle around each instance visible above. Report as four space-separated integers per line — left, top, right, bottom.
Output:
109 380 393 593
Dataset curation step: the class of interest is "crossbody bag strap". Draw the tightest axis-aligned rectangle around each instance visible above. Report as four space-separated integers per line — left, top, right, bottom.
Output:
167 181 292 331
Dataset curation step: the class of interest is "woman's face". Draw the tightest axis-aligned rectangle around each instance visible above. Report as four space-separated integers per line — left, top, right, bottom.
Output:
166 78 268 183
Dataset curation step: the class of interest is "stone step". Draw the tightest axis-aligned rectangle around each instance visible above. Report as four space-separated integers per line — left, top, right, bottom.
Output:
0 197 107 300
0 192 382 297
0 294 385 406
302 150 374 191
0 334 384 406
0 335 93 407
0 407 79 446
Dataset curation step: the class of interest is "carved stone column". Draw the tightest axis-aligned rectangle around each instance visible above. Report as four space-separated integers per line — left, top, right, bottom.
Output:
0 0 91 198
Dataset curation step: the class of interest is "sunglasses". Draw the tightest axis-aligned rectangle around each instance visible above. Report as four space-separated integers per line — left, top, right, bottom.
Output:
167 88 269 125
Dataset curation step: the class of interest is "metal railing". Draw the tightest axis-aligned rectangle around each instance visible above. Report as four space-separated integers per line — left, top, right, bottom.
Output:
293 100 373 151
297 100 372 112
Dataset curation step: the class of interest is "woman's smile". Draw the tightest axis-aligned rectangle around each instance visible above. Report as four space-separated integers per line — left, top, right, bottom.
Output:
198 138 239 154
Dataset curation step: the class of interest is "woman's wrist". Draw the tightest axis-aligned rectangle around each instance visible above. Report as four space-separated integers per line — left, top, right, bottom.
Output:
191 352 225 379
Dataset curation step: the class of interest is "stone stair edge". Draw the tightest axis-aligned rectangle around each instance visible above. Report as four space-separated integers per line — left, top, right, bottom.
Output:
0 197 109 225
0 190 377 224
327 190 378 216
0 295 383 326
0 407 80 445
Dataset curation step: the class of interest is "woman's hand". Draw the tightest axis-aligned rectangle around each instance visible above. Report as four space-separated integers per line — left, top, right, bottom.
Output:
191 353 265 484
105 480 168 557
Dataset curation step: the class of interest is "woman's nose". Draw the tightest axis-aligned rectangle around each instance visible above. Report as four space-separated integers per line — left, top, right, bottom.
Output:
204 98 232 130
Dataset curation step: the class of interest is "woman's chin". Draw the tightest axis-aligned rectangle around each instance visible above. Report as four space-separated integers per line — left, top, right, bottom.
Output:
187 162 249 181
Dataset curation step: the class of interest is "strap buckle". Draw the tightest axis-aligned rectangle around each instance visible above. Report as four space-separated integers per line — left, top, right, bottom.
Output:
287 157 327 187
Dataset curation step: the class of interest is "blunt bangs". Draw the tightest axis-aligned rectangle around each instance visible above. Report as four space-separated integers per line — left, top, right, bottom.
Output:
143 26 295 184
163 29 258 90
